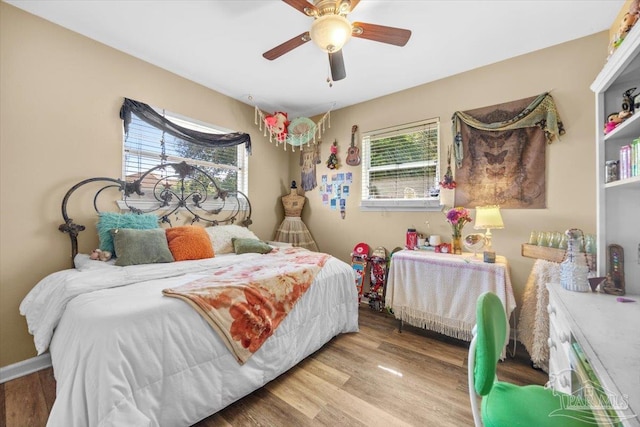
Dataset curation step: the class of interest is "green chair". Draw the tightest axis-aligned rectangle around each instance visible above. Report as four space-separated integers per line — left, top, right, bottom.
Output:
468 291 595 427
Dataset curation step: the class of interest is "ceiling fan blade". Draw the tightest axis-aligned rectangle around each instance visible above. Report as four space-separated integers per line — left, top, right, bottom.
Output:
352 22 412 46
263 32 311 60
348 0 361 12
282 0 318 16
329 50 346 81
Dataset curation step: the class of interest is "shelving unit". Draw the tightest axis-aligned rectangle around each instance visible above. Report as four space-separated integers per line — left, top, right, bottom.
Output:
590 23 640 295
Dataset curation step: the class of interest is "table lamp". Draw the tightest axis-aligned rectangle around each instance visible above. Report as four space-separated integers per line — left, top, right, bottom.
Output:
474 205 504 261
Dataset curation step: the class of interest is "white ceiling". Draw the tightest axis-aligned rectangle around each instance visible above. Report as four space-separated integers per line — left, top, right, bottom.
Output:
6 0 623 118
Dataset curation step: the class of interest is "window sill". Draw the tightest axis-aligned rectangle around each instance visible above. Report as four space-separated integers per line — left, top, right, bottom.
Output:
359 199 443 212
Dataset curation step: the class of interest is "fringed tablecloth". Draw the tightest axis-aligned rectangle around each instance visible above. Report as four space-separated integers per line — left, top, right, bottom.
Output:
385 250 516 343
518 259 560 373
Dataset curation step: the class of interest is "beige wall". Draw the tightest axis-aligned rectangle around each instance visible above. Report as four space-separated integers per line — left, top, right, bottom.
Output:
0 3 289 367
293 32 607 321
1 1 609 368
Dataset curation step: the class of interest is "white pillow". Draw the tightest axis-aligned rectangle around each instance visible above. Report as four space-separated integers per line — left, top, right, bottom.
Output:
205 225 259 255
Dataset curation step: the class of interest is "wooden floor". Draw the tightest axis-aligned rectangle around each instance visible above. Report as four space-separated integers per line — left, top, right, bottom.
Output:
1 306 546 427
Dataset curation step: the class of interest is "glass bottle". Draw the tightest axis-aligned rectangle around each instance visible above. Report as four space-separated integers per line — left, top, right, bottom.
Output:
560 228 590 292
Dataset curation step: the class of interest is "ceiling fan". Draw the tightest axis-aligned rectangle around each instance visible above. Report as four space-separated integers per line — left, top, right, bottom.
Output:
262 0 411 82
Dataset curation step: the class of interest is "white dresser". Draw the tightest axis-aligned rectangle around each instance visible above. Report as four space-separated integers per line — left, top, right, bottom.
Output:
547 282 640 426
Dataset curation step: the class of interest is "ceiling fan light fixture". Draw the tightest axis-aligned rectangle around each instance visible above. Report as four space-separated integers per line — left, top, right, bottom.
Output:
310 14 352 53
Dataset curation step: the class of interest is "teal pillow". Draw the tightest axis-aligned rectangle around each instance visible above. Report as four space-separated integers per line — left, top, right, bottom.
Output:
97 212 159 254
110 228 174 266
232 238 273 255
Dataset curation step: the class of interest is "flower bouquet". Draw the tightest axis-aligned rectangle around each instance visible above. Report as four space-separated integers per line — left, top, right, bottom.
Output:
445 206 472 254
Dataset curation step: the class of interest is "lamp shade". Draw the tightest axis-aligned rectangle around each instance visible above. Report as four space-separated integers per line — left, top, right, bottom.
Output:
310 15 352 53
474 205 504 230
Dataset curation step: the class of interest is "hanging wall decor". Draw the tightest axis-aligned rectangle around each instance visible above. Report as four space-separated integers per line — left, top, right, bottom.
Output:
326 140 340 170
300 140 322 192
439 145 456 190
319 172 352 219
254 106 331 152
451 93 564 209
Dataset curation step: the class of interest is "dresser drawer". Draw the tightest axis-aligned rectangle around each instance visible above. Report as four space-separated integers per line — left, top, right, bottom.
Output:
547 296 573 394
547 318 572 394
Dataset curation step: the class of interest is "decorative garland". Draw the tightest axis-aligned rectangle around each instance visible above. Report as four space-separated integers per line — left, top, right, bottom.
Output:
254 106 331 152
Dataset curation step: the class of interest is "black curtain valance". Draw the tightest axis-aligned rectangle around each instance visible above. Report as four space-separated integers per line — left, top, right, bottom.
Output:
120 98 251 154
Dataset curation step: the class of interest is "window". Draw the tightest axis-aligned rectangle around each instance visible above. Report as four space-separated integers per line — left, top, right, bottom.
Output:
123 107 248 198
361 118 441 211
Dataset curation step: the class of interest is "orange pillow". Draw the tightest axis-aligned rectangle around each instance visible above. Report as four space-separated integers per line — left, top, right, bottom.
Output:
165 226 214 261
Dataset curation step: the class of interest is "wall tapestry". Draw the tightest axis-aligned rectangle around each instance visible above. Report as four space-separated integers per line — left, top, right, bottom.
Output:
451 93 564 209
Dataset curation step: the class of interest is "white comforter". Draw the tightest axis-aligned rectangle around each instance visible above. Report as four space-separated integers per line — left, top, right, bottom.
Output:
20 252 359 427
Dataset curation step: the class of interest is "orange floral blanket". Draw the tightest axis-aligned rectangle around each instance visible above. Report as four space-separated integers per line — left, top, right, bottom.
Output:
162 247 330 364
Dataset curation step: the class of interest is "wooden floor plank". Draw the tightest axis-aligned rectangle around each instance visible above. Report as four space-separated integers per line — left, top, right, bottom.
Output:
288 367 414 427
263 366 326 419
0 382 6 427
295 356 351 388
384 327 468 367
4 306 547 426
215 387 313 427
311 402 366 427
332 336 473 426
4 373 48 427
37 369 56 414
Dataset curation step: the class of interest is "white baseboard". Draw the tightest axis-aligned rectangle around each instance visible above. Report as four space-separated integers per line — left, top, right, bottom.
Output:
0 353 52 384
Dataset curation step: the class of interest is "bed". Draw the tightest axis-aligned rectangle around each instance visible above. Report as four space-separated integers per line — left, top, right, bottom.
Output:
20 162 359 426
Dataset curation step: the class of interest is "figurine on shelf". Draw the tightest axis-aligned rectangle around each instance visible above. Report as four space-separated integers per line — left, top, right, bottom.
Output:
326 140 339 169
604 112 624 134
622 87 637 115
612 4 639 50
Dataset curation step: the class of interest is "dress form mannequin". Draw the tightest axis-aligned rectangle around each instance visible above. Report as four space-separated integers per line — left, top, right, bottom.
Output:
281 186 305 217
273 181 319 251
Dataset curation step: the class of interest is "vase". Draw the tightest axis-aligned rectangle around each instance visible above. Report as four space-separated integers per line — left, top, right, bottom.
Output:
452 235 462 255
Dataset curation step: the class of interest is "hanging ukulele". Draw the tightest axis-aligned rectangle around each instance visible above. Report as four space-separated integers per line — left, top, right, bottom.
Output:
346 125 361 166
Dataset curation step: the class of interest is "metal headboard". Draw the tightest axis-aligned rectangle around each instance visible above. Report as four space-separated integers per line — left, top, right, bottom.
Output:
59 161 252 262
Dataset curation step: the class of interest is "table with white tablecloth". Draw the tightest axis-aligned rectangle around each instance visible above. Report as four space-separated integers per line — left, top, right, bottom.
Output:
385 250 516 343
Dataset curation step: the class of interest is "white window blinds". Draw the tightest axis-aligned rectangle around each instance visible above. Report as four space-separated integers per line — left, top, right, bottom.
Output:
361 119 440 210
